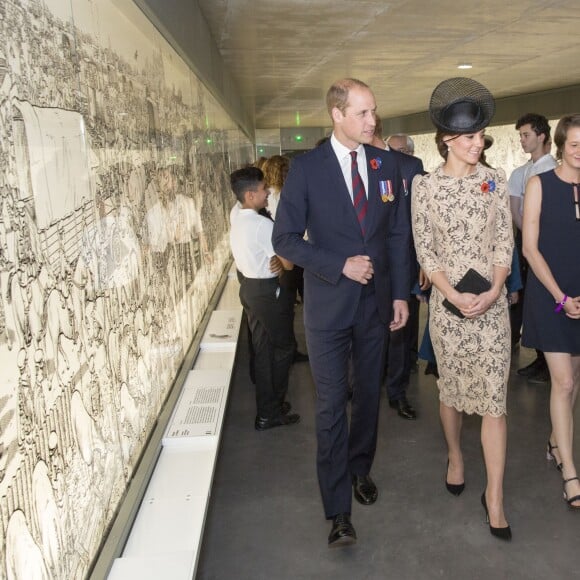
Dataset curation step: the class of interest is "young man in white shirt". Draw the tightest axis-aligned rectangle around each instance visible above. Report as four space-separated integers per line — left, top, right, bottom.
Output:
229 166 300 430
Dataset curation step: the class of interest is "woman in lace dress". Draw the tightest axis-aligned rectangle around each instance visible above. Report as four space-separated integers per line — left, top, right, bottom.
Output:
412 78 514 539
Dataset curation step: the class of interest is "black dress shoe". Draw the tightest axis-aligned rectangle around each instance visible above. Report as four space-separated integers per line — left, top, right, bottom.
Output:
352 474 378 505
388 398 417 420
424 362 439 378
328 513 357 547
254 413 300 431
293 351 309 363
517 356 546 377
280 401 292 415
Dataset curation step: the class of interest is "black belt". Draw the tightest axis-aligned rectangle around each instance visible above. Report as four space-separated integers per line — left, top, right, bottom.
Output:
241 276 278 284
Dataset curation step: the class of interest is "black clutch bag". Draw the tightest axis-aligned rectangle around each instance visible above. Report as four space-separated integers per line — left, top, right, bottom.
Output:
442 268 491 318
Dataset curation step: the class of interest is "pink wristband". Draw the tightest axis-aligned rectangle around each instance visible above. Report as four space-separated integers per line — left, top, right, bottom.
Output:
555 295 568 313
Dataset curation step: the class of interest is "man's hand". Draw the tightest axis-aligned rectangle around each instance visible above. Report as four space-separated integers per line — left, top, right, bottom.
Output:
342 255 374 284
269 256 284 276
418 269 431 291
390 299 409 331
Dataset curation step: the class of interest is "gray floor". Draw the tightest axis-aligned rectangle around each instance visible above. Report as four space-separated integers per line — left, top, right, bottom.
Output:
196 305 580 580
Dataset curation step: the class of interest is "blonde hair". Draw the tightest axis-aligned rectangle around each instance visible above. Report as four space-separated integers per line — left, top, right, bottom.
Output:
262 155 290 190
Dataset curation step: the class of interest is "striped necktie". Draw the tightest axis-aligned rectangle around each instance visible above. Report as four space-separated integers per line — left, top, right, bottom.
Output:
350 151 368 233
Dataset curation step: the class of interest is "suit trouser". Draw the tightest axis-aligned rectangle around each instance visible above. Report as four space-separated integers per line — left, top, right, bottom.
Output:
385 297 419 401
305 283 387 518
239 277 295 419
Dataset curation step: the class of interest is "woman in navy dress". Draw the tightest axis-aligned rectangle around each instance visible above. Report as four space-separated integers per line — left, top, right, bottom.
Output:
522 114 580 508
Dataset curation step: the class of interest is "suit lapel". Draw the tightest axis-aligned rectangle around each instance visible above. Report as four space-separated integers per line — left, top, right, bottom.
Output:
322 142 361 227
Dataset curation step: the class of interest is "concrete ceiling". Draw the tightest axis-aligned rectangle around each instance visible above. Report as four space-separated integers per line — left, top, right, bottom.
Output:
196 0 580 129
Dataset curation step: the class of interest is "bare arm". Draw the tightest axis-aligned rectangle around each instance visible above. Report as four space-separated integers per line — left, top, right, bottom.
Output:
278 256 294 271
269 255 294 275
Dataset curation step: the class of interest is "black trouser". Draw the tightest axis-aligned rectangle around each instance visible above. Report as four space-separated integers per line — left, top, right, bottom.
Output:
239 277 295 419
384 297 419 401
237 269 256 382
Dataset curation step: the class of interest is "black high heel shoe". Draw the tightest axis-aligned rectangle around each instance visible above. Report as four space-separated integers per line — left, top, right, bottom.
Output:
563 477 580 509
547 440 563 472
445 460 465 496
481 492 512 540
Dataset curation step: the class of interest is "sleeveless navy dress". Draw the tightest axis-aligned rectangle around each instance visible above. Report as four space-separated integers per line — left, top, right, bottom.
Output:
522 170 580 354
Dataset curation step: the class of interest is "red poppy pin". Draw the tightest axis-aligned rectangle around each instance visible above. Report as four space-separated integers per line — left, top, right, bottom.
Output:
481 179 495 193
370 158 381 170
480 179 496 195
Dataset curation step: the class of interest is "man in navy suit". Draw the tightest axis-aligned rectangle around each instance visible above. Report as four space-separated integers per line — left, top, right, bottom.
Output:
272 78 411 547
381 131 425 419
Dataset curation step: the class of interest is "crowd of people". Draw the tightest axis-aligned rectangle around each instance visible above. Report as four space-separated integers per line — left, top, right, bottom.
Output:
228 76 580 547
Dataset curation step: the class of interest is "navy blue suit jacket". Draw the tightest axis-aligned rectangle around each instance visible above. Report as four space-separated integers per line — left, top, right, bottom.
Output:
389 150 425 288
272 141 411 331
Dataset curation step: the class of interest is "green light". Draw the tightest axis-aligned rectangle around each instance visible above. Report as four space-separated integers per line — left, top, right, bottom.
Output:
206 138 212 144
258 147 264 153
295 135 303 142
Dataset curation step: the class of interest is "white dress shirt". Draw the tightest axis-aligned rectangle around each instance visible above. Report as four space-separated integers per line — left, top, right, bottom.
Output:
229 207 276 279
330 134 369 201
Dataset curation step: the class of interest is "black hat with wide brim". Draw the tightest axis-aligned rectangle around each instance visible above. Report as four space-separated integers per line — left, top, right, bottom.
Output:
429 77 495 134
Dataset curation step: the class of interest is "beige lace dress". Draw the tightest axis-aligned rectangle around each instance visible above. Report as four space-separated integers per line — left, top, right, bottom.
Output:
411 163 514 416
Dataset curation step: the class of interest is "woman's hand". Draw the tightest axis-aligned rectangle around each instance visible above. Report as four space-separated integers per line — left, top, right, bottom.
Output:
458 289 500 319
564 296 580 319
446 291 477 315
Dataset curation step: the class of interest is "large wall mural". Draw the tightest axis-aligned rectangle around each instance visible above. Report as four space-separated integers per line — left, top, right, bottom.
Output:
0 0 252 577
